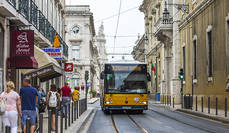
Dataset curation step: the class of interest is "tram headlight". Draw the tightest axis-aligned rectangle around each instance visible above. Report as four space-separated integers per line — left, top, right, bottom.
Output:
140 101 147 104
106 101 112 104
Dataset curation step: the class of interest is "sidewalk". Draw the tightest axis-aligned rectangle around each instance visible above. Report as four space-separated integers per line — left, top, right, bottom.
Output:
88 98 99 104
149 99 229 124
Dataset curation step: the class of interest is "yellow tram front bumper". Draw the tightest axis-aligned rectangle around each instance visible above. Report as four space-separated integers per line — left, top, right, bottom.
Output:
103 94 148 110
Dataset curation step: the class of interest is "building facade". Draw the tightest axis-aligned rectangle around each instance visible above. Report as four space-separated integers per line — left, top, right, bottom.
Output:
0 0 68 94
179 0 229 111
65 5 101 96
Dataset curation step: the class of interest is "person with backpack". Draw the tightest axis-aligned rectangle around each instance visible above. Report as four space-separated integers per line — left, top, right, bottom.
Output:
0 81 21 133
46 84 60 131
61 82 72 116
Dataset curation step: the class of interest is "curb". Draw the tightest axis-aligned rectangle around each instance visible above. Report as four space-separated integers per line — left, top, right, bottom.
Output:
88 98 99 104
67 108 95 133
177 109 229 124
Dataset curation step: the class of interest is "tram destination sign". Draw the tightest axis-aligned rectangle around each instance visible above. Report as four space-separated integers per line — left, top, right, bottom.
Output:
111 65 142 72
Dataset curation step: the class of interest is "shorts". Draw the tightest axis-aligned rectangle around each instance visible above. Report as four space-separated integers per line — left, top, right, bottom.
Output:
21 110 37 126
48 107 57 115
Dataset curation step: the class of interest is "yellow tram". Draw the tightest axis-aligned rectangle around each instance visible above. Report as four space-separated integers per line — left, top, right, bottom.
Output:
100 63 151 113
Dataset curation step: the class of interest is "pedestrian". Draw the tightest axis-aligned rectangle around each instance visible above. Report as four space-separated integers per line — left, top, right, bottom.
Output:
73 86 80 102
20 78 38 133
61 82 72 116
46 84 60 131
35 86 46 113
0 81 21 133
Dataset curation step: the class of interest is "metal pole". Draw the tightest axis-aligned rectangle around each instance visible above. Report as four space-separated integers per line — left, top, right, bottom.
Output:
48 110 51 133
26 118 30 133
225 97 228 117
173 97 174 108
55 110 58 133
68 104 71 127
196 96 197 111
170 96 171 106
39 113 43 133
5 126 10 133
201 97 204 113
208 97 210 114
60 106 64 133
216 97 218 115
77 101 79 119
65 105 67 130
72 102 74 123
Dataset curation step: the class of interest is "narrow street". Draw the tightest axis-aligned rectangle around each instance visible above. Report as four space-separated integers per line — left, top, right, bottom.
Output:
86 101 229 133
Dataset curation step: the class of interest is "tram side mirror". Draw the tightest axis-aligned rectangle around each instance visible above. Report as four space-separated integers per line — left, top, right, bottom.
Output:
100 71 105 79
148 91 150 94
147 73 151 81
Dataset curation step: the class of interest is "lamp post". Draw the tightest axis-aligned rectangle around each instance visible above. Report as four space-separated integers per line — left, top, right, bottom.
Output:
162 2 170 23
144 34 148 63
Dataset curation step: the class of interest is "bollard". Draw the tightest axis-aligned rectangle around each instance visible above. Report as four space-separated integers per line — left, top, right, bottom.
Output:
55 109 58 133
216 97 218 115
77 101 79 119
26 118 30 133
208 97 210 114
196 96 198 111
173 97 174 108
65 105 67 130
39 113 43 133
60 106 64 133
5 126 10 133
170 96 171 106
72 102 74 124
201 97 204 112
68 104 71 127
225 97 228 117
163 95 164 104
48 110 52 133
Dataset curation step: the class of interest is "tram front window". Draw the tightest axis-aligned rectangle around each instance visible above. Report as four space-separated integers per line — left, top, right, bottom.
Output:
105 72 147 94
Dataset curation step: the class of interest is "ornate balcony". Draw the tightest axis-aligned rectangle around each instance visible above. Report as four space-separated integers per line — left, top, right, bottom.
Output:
154 17 173 44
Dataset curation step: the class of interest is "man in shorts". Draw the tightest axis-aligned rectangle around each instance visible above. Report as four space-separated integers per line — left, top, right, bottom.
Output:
20 78 38 133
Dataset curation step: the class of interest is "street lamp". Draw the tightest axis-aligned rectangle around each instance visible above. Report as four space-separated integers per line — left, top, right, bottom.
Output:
162 2 170 23
144 34 148 63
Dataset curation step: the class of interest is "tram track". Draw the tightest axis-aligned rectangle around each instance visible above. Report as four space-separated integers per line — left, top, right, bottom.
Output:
111 113 148 133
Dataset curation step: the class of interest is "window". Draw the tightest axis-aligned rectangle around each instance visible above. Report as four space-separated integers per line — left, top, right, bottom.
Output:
72 46 80 60
48 0 53 24
71 75 80 88
207 26 213 77
39 0 43 12
183 45 186 80
193 37 197 79
226 20 229 76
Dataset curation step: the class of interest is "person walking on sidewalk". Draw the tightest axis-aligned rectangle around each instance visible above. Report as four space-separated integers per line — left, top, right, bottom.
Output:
0 81 21 133
46 85 60 131
73 86 80 102
20 78 38 133
61 82 72 116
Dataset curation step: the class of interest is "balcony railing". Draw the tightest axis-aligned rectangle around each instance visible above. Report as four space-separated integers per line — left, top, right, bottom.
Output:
5 0 68 58
154 17 173 36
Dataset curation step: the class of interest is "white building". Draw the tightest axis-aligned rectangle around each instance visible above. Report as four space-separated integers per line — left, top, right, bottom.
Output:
65 5 100 96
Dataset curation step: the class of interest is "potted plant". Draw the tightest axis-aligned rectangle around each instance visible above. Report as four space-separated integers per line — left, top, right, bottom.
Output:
89 89 97 98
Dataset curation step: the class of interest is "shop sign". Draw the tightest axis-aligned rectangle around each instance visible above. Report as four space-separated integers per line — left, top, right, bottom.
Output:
11 30 34 57
42 48 62 60
64 63 73 72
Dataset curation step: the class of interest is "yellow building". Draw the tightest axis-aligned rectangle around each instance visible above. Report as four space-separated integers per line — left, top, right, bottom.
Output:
179 0 229 111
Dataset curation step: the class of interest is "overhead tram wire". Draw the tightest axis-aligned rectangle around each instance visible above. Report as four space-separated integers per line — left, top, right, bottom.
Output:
94 6 139 23
113 0 122 54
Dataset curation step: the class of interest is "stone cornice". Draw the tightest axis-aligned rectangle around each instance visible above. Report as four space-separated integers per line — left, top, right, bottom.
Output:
179 0 215 30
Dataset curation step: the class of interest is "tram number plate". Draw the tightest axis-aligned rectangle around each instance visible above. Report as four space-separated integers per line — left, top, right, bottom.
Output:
122 106 131 109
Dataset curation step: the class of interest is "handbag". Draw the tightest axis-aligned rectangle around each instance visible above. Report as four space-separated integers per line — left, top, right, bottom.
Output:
0 97 7 114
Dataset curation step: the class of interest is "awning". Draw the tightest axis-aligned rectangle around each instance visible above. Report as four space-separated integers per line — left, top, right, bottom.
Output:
21 46 63 82
8 56 38 69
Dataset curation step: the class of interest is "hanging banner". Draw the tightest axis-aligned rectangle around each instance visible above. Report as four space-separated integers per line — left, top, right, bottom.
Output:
11 30 34 57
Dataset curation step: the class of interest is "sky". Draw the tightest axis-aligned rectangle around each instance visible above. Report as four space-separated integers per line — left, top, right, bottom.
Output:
66 0 145 61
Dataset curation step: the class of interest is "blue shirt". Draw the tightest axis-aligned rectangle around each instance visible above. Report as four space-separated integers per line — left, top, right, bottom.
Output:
20 86 38 111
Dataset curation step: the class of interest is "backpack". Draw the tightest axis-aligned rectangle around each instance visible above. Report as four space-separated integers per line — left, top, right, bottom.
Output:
0 97 6 114
226 83 229 92
49 91 58 107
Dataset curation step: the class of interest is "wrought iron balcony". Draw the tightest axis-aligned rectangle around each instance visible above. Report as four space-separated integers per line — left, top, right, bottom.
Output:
4 0 68 58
